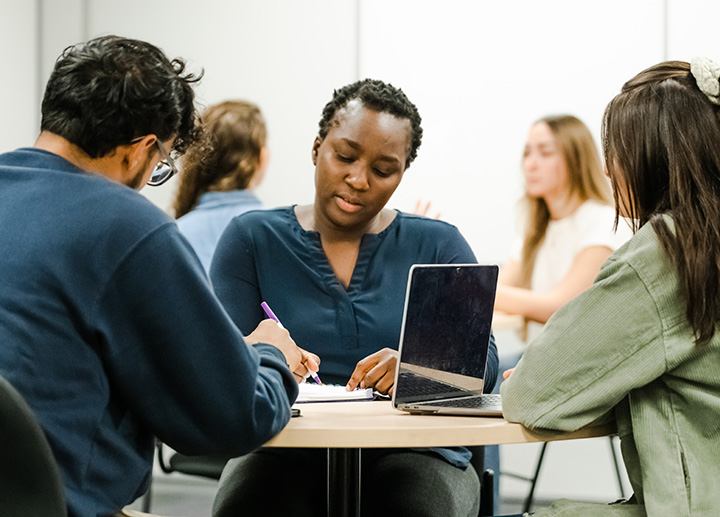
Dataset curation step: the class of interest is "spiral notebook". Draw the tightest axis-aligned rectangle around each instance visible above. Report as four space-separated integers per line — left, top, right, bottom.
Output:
392 264 503 417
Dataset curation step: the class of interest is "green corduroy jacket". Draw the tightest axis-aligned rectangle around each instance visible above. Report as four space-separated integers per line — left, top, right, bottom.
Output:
502 216 720 517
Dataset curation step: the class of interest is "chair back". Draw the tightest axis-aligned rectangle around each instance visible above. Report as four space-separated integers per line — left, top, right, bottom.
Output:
0 375 67 516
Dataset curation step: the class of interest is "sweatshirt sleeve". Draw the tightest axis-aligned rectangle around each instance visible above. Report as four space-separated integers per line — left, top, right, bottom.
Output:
93 223 298 455
500 255 667 431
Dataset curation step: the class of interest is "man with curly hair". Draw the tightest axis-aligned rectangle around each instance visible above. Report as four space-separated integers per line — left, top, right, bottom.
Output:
0 35 316 516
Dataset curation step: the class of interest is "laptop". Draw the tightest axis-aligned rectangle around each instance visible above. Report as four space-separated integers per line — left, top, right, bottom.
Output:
392 264 503 417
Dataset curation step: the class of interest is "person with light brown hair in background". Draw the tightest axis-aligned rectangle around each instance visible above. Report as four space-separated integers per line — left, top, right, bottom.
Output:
174 100 269 272
494 115 631 342
487 116 631 508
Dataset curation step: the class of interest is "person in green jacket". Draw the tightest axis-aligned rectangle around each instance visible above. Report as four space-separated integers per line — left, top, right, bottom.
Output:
501 57 720 516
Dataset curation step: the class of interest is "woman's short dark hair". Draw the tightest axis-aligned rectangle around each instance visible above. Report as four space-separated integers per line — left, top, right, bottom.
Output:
40 35 202 158
317 79 423 168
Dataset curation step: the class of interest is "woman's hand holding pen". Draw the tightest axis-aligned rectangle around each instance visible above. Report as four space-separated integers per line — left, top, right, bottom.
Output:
345 348 398 396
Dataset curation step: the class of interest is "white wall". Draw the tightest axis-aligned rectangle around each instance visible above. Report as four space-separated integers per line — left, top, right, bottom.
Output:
359 0 663 262
6 1 716 262
11 0 709 262
667 0 720 59
84 0 358 215
3 0 720 505
39 0 86 75
0 0 38 152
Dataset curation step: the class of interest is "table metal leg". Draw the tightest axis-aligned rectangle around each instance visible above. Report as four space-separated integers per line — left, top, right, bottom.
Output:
327 448 361 517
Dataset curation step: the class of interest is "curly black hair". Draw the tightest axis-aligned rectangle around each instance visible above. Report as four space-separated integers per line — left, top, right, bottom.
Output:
317 79 423 168
40 35 203 158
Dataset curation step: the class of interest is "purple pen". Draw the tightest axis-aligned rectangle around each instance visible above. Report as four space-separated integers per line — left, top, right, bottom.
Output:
260 301 323 385
260 301 284 329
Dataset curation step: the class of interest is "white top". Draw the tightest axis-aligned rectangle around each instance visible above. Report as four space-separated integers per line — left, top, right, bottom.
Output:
514 200 633 340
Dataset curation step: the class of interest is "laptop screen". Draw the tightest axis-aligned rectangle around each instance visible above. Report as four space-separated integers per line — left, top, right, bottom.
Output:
394 264 498 404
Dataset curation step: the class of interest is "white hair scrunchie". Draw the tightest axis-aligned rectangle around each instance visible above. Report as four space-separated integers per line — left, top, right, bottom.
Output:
691 56 720 105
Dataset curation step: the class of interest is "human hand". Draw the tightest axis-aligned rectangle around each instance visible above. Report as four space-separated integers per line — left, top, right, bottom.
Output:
295 349 321 385
244 319 304 374
503 368 515 380
345 348 398 395
412 199 441 220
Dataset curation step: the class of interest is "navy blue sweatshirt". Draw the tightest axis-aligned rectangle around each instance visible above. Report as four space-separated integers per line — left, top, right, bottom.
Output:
0 148 298 516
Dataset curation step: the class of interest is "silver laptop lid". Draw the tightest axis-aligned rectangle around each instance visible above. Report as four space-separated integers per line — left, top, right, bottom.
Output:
393 264 498 407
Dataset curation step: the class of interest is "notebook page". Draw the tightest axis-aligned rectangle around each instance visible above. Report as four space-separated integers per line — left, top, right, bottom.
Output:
295 383 375 403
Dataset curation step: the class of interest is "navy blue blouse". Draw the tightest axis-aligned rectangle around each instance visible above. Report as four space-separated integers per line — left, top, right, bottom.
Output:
211 206 499 466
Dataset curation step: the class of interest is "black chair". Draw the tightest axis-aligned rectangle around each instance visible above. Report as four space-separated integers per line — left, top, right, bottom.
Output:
138 442 229 512
0 375 175 517
156 443 229 480
505 436 625 514
0 374 67 516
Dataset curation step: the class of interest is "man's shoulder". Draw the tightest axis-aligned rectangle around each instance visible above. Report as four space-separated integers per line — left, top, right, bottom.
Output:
70 175 173 232
53 171 175 254
2 148 172 230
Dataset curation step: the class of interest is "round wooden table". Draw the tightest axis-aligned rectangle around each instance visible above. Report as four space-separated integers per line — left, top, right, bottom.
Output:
264 400 614 516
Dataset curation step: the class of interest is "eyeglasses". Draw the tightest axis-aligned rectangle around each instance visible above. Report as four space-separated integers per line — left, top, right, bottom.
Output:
147 140 178 187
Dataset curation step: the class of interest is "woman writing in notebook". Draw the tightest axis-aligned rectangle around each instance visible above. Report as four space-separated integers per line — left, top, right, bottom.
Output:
502 58 720 515
494 115 630 342
210 79 498 517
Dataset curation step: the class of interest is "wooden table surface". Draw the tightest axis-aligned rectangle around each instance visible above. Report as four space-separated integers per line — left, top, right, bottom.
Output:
265 399 614 449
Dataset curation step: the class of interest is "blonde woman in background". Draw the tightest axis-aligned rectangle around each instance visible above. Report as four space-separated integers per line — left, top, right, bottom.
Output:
487 116 631 507
174 100 269 272
494 115 631 342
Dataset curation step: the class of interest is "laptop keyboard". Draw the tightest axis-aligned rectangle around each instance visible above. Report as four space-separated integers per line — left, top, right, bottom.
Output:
422 394 502 408
397 371 467 397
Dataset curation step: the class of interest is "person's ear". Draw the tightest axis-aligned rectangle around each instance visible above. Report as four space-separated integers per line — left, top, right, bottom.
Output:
311 137 322 166
126 135 157 171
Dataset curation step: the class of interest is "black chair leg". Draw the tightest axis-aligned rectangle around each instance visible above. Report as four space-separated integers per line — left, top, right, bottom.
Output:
141 482 152 512
523 442 548 514
478 469 495 517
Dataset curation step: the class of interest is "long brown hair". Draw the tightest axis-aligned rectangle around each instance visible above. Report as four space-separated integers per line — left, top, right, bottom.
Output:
603 60 720 344
173 100 266 218
518 115 612 290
